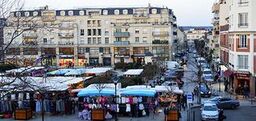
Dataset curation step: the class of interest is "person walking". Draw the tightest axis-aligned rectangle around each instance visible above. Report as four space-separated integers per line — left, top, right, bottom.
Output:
218 109 226 121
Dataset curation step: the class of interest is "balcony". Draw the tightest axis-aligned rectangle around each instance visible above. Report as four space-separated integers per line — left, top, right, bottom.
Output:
113 32 130 38
238 1 249 6
133 13 149 18
114 41 130 46
58 42 74 45
22 33 38 39
152 32 169 37
58 33 74 38
152 40 169 44
212 3 220 13
220 24 229 31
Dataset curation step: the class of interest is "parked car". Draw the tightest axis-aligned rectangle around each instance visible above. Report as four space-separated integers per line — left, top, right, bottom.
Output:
216 97 240 109
205 97 240 109
204 96 223 104
200 63 210 71
201 103 219 121
202 75 214 82
194 83 211 98
161 81 179 88
202 68 213 77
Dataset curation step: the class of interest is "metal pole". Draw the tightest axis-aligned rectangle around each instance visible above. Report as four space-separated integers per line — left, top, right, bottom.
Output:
114 82 118 121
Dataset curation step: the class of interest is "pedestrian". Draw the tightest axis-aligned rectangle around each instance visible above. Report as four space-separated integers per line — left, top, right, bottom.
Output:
218 109 226 121
244 84 250 98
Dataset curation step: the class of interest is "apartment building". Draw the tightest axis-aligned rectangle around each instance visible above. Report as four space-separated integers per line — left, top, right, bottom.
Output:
4 6 177 67
211 2 220 59
217 0 256 96
0 18 5 64
185 29 208 41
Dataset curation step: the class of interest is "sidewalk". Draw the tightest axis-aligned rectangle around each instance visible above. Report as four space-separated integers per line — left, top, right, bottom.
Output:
210 82 256 106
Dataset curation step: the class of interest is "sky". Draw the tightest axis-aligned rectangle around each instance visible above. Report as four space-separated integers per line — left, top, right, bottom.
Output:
22 0 216 26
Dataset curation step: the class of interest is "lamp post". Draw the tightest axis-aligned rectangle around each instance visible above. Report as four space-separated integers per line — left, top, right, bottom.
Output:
112 76 119 121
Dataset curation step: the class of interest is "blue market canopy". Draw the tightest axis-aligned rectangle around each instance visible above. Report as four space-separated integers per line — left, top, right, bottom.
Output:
78 88 115 97
64 69 86 76
120 89 156 97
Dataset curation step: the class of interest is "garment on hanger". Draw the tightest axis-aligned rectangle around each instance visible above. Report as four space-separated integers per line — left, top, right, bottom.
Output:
126 104 131 112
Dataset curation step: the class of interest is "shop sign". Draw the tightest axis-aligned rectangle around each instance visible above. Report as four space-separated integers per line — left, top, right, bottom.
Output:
235 71 250 80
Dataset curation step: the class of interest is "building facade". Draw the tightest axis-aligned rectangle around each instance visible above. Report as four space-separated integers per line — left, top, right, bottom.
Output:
4 6 177 67
211 2 220 59
0 18 5 64
217 0 256 96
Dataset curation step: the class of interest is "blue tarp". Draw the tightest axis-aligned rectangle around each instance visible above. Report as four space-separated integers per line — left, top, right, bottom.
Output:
78 88 115 97
120 89 156 97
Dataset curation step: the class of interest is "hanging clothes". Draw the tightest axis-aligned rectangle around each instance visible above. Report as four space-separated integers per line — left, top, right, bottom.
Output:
36 100 42 112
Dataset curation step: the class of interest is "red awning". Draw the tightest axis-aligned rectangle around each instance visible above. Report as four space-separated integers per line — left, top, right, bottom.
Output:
224 69 233 77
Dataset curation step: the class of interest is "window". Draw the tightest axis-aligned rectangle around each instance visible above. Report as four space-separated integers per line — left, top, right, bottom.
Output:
239 35 247 48
33 11 38 16
123 9 128 15
105 30 109 36
135 29 139 34
152 9 157 14
93 37 96 44
79 10 85 15
43 38 47 44
88 29 91 36
60 11 65 16
25 12 30 17
103 10 108 15
135 37 140 42
93 29 96 36
143 37 147 43
98 29 101 36
238 55 248 69
98 37 101 44
68 11 73 16
80 29 84 36
238 0 248 4
88 38 91 44
80 38 84 44
114 9 119 15
16 12 21 17
105 37 109 44
238 13 248 27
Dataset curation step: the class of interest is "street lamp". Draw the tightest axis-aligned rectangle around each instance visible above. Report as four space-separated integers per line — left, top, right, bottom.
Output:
112 76 119 121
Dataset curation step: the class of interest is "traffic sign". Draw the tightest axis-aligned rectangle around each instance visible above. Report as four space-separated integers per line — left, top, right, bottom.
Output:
187 93 193 103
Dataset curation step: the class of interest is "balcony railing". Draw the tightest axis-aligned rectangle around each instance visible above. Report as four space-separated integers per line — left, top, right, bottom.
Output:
238 23 248 27
238 1 249 6
114 41 130 46
152 32 169 37
220 24 229 31
22 33 38 39
58 33 74 38
58 42 74 45
212 3 220 13
152 40 169 44
113 32 130 38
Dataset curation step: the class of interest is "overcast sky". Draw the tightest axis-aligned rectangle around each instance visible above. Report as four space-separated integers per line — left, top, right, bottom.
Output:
23 0 216 26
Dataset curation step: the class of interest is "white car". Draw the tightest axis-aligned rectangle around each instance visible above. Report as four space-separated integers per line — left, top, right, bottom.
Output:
202 75 214 82
201 103 219 121
203 68 213 77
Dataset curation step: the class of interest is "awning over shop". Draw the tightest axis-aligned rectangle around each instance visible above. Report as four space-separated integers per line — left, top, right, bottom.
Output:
120 89 156 97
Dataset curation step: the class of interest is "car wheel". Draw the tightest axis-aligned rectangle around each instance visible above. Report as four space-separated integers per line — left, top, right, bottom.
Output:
231 105 236 109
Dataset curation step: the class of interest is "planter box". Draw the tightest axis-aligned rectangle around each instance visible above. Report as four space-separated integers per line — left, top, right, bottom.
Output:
166 110 179 121
92 109 106 121
15 108 32 120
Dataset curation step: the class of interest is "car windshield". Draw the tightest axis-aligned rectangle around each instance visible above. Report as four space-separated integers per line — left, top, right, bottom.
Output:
203 105 218 111
204 71 211 74
204 76 213 79
199 60 206 63
200 84 208 90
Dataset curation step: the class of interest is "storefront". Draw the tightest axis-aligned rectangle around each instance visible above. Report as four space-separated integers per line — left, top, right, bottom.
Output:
234 71 252 96
89 58 99 66
103 57 111 66
59 56 74 67
78 55 87 67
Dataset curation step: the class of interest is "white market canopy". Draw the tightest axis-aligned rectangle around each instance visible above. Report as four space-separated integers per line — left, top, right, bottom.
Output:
123 69 143 76
6 66 44 73
0 76 92 91
85 67 113 75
